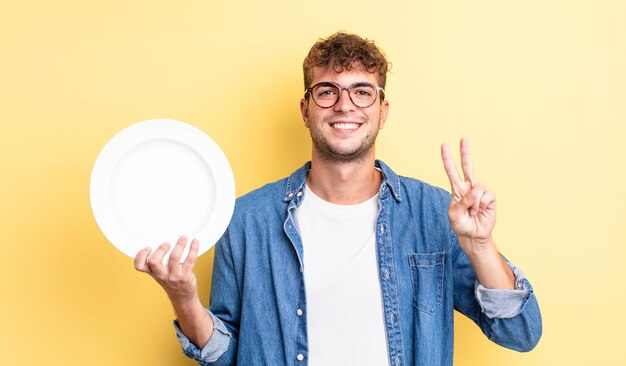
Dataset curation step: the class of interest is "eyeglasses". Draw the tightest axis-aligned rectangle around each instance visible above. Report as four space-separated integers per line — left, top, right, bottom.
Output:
305 81 385 108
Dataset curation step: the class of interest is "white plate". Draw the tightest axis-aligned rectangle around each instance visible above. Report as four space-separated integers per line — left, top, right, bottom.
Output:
90 119 235 262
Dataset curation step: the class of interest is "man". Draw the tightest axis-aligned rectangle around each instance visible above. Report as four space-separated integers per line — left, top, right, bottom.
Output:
135 32 542 365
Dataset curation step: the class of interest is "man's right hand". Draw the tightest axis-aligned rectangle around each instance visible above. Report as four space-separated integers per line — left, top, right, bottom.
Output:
134 235 200 305
134 235 214 349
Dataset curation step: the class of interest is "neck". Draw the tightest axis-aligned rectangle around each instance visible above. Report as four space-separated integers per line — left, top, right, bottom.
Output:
307 150 382 205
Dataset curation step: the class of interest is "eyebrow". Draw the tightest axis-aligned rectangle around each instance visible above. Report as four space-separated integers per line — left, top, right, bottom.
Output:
350 82 375 88
314 81 374 87
313 82 338 88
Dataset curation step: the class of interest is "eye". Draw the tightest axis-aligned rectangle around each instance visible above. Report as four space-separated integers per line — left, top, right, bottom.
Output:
315 86 338 99
354 88 372 96
351 85 375 98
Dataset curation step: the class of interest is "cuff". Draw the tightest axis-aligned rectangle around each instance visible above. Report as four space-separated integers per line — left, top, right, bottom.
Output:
174 310 231 363
474 262 531 319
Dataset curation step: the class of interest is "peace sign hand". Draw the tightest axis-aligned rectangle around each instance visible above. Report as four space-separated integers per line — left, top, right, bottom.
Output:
441 138 496 252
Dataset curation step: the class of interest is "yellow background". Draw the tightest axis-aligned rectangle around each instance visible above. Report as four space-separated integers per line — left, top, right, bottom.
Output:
1 1 624 365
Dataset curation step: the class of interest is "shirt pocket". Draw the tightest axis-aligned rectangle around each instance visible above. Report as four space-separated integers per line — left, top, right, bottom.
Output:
408 252 445 315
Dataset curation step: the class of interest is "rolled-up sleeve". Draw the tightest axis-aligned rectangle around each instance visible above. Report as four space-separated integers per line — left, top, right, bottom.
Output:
474 262 531 319
173 310 232 364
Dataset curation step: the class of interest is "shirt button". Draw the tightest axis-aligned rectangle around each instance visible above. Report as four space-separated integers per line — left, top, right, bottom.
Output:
297 354 304 361
390 313 395 324
383 268 390 280
288 192 294 197
395 356 401 366
296 191 303 197
297 308 303 316
379 225 385 234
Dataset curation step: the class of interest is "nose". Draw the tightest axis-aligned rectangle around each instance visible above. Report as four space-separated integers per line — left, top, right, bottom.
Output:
333 88 356 112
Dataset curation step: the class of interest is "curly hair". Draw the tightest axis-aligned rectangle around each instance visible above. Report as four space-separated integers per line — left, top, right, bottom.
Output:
303 32 391 92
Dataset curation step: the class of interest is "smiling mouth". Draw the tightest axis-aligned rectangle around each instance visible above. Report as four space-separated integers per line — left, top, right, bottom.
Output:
330 122 361 130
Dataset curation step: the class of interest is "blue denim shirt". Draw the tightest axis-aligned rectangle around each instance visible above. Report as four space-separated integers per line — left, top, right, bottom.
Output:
175 160 542 366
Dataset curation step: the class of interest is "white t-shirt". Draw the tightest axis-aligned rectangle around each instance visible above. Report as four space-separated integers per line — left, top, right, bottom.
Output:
293 185 389 366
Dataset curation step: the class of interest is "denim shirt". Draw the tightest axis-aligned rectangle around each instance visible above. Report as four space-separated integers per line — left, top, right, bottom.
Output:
175 160 542 366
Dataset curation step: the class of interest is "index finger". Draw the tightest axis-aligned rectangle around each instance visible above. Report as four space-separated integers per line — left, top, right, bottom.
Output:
441 143 462 187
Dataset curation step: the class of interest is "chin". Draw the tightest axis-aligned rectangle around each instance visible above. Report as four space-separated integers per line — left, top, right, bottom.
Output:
315 145 374 163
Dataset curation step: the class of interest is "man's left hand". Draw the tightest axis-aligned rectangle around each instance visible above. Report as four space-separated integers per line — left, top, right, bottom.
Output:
441 138 497 253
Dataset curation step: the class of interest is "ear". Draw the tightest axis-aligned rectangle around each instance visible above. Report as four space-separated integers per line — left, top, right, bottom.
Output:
378 99 390 129
300 98 310 128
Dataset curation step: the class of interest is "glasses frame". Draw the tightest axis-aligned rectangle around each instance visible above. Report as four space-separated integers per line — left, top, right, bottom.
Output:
305 81 385 109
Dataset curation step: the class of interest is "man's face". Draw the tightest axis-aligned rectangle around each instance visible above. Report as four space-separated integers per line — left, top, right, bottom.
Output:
300 66 389 163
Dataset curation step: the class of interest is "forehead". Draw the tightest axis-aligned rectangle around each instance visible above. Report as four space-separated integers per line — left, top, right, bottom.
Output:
310 66 379 86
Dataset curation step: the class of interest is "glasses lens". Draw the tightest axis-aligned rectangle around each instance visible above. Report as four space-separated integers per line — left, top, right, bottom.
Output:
349 83 377 107
312 83 340 108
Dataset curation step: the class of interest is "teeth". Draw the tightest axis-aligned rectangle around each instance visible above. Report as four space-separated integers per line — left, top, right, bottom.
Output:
331 123 360 129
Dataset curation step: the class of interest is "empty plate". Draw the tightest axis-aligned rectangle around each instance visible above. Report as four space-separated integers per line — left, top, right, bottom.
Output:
90 119 235 262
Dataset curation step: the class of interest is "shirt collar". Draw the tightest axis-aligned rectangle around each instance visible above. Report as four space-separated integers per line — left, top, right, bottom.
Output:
283 160 402 203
